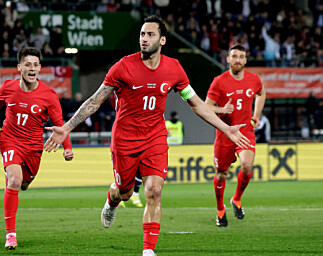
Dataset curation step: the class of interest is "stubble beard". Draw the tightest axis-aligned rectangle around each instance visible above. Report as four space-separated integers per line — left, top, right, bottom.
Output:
231 63 244 74
141 42 160 57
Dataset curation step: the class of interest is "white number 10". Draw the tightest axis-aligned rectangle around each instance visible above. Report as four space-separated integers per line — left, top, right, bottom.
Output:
143 96 156 110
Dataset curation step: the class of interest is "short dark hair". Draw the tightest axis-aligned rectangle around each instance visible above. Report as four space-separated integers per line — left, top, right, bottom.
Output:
144 15 167 37
228 44 247 55
171 111 178 118
17 47 42 63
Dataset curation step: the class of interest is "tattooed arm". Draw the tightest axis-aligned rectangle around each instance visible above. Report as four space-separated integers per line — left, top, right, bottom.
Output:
44 84 115 152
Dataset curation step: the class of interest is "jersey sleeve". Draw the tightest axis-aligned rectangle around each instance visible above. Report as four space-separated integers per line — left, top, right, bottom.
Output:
207 76 221 102
103 60 124 88
48 91 72 149
0 81 7 108
173 60 190 91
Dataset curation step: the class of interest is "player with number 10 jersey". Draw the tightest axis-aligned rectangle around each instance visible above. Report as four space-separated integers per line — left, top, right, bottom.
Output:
104 52 189 155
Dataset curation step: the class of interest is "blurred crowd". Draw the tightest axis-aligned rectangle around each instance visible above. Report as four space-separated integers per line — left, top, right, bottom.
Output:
1 0 323 67
58 91 116 132
156 0 323 68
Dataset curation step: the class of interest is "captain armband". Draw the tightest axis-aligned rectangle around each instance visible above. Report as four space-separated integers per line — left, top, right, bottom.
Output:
179 84 196 101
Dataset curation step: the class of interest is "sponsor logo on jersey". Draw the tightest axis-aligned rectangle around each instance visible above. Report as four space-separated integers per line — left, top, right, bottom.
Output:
7 103 16 106
226 92 234 96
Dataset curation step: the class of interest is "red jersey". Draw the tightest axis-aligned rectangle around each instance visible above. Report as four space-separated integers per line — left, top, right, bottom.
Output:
103 52 189 155
0 79 71 156
207 70 262 147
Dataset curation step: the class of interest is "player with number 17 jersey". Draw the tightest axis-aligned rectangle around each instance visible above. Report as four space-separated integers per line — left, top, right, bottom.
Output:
0 79 72 157
103 52 189 155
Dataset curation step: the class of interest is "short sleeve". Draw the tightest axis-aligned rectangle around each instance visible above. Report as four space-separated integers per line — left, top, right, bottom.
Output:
0 81 7 107
206 76 221 102
173 60 190 91
103 60 124 88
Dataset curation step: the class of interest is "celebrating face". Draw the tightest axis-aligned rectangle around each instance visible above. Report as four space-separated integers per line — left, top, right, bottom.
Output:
17 55 41 85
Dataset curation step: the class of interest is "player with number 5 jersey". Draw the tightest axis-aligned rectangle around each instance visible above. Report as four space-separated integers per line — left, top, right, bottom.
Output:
0 47 74 251
206 44 266 227
44 16 250 256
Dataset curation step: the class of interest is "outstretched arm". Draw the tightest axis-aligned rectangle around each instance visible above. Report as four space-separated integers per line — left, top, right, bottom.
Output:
186 94 250 148
44 84 115 152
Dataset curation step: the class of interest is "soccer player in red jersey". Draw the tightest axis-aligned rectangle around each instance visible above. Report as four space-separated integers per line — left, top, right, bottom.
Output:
206 44 266 227
44 16 250 256
0 47 74 250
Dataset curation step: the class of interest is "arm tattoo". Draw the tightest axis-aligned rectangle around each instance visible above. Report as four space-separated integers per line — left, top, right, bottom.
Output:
66 84 114 131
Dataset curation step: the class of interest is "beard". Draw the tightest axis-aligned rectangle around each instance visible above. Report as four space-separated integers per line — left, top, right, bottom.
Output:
230 63 244 73
141 41 160 56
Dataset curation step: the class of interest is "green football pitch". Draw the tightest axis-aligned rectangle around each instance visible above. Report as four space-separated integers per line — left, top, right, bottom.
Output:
0 181 323 255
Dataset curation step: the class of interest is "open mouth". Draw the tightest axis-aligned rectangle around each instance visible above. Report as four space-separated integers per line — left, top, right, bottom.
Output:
28 73 36 79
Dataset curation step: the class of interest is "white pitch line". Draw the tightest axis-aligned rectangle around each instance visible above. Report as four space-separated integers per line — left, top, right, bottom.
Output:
17 207 323 211
168 232 194 234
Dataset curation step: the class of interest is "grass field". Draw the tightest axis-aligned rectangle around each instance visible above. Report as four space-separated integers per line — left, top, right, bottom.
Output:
0 181 323 255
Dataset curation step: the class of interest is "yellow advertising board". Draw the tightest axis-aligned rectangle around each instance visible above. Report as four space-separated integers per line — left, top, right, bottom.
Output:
0 143 322 189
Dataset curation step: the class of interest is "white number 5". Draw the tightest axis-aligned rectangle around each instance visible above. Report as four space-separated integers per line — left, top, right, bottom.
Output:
236 99 242 110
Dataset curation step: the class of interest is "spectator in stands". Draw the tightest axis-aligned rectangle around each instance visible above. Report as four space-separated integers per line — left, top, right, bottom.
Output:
261 25 281 67
16 0 29 12
200 25 210 52
29 27 47 50
60 91 72 123
1 42 10 58
0 31 11 56
313 0 323 27
29 0 43 11
4 1 18 29
281 35 297 67
41 42 54 58
70 92 92 132
96 0 108 13
46 20 65 57
107 0 120 12
12 29 29 55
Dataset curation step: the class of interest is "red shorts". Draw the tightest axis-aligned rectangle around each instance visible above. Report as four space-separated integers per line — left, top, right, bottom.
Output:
214 132 256 171
111 144 168 192
0 144 41 182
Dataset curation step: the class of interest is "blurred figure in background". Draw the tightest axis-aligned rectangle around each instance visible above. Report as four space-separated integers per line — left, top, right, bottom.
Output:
255 114 271 143
165 111 184 145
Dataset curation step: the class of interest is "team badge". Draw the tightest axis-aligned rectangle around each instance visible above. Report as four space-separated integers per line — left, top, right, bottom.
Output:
246 89 254 97
160 82 171 95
